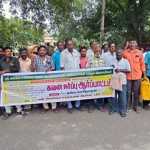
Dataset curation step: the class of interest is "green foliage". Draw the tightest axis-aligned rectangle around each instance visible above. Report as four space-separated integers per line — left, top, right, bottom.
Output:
0 16 43 48
54 0 150 45
0 0 150 46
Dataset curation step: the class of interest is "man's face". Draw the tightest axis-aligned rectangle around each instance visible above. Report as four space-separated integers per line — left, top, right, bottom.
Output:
116 50 122 60
80 48 87 57
110 43 116 53
94 45 101 54
91 42 97 50
130 41 137 49
5 49 12 57
67 41 74 51
58 42 64 51
38 47 47 57
21 50 28 60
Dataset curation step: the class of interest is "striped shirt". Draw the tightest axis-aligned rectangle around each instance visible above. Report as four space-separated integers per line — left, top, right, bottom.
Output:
33 55 54 72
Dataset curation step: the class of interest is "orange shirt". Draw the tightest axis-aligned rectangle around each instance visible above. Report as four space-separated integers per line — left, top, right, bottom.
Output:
123 48 145 80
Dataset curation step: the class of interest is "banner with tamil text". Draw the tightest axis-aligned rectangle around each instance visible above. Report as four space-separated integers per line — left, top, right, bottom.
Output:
0 67 114 106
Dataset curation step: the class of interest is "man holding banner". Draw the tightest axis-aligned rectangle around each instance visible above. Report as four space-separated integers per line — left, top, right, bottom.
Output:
0 47 23 119
61 39 81 113
32 45 55 111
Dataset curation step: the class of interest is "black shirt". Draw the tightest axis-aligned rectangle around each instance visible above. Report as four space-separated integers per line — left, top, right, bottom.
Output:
0 57 20 73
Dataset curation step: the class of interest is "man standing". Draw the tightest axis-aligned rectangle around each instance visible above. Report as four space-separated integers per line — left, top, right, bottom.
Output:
19 48 32 110
89 44 105 68
19 48 32 72
123 40 145 113
52 41 64 71
61 39 80 113
52 41 64 111
32 45 54 111
87 41 97 61
113 49 131 117
102 42 117 67
89 44 107 112
0 47 23 119
102 43 117 113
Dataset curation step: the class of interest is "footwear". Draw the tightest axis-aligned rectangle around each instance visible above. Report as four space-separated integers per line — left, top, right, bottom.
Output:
17 111 27 116
144 105 150 110
67 108 73 114
120 112 127 117
43 103 50 110
133 107 140 113
52 109 58 113
109 110 115 115
76 107 81 111
100 107 107 112
2 113 11 120
88 106 94 113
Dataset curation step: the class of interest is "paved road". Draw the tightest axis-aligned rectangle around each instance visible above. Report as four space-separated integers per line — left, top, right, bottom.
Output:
0 109 150 150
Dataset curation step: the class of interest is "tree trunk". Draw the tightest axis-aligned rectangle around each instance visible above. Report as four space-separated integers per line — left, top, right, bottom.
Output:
100 0 106 44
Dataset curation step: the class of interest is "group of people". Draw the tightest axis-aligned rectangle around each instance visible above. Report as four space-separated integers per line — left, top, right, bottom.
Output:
0 39 149 119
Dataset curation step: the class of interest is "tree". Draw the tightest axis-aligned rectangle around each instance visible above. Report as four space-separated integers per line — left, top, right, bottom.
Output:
0 16 43 48
100 0 106 44
0 0 150 45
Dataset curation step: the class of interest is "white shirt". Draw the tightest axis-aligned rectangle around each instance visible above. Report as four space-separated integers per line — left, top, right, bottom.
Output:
114 58 131 85
61 48 80 70
87 48 94 61
102 51 116 67
19 57 32 72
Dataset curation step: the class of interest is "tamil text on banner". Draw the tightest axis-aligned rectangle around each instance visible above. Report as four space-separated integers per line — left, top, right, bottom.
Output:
0 67 114 106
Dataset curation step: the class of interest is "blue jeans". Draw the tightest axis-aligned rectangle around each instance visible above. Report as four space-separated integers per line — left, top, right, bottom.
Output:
127 80 141 108
67 101 80 109
94 98 105 108
108 96 118 112
109 85 127 113
116 85 127 113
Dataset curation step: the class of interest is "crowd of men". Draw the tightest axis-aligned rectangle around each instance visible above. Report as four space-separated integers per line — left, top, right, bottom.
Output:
0 39 149 120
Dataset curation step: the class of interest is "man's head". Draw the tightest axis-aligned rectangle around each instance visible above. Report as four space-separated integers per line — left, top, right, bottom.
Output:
129 40 138 50
19 48 28 60
37 45 48 57
109 43 116 53
66 39 74 52
90 41 97 50
3 47 12 57
80 46 87 57
57 41 64 51
116 49 123 61
93 44 101 54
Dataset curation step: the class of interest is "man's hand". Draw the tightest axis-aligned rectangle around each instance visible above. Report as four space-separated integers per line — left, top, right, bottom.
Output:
143 72 147 79
0 70 7 75
115 69 120 73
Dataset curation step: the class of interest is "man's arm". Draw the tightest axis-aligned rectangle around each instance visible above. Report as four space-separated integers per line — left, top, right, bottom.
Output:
115 59 131 73
46 57 55 72
31 57 36 72
140 53 146 77
11 58 20 72
60 52 65 70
